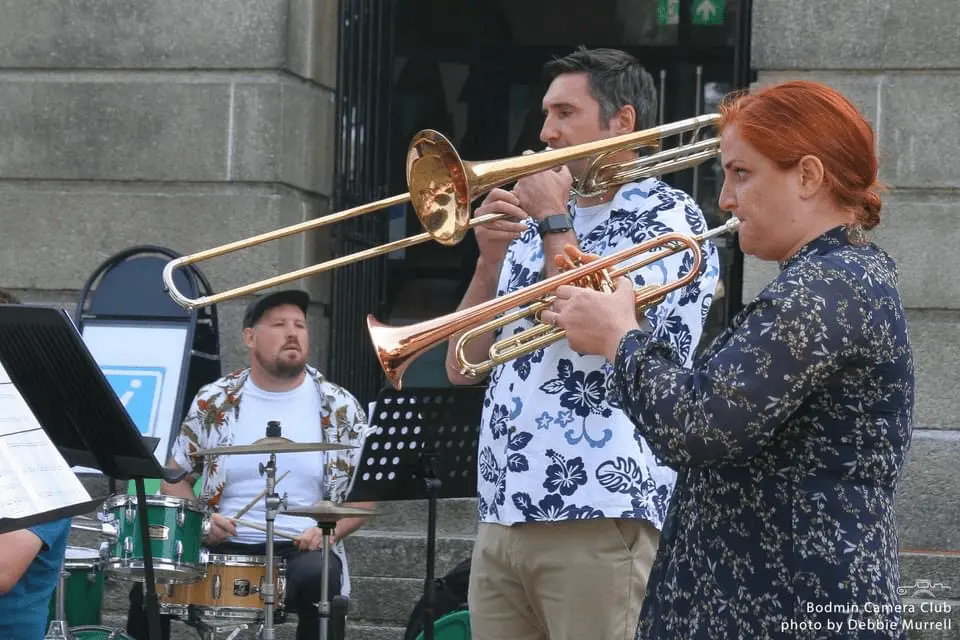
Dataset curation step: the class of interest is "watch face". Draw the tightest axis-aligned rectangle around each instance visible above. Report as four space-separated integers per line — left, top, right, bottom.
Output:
541 214 572 234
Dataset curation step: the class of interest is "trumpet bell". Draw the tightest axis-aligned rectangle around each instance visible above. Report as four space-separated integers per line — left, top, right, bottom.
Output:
406 130 473 247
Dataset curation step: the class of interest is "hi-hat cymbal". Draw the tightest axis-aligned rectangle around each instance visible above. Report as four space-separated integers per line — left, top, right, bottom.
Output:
281 500 378 522
196 436 355 456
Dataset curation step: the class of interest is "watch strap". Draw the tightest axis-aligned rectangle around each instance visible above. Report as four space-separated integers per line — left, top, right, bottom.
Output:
538 213 574 236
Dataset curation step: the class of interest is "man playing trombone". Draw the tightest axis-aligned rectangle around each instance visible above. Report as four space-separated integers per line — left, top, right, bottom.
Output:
445 47 720 640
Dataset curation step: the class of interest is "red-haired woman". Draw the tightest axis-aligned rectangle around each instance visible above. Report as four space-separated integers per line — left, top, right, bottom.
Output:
541 80 913 639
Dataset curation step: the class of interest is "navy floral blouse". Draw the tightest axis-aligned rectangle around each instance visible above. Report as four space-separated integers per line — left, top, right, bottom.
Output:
614 226 914 639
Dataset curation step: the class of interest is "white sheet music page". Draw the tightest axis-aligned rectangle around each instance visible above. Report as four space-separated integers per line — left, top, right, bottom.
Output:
0 360 92 519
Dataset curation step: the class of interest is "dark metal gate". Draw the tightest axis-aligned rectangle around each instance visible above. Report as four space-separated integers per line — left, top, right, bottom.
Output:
329 0 396 406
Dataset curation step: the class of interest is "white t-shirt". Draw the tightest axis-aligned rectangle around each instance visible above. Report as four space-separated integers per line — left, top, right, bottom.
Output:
217 376 325 544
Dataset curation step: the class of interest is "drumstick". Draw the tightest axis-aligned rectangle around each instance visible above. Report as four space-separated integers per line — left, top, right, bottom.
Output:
230 517 300 542
231 470 290 520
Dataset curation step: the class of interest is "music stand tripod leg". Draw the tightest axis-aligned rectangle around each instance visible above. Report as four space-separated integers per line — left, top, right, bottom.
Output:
136 477 163 640
421 455 442 640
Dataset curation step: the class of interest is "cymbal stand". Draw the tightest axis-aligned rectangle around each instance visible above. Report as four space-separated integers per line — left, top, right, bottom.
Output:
315 520 335 640
43 567 72 640
259 450 286 640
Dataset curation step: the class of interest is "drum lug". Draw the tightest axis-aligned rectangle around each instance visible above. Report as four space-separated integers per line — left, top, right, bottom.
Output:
201 515 212 538
176 540 184 565
123 537 134 556
212 574 221 600
101 521 119 542
177 502 186 527
124 497 136 524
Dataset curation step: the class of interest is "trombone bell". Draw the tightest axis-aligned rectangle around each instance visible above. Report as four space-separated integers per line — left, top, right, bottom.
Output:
406 130 473 246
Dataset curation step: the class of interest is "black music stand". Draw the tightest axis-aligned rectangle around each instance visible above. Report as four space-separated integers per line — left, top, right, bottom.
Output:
0 304 187 640
347 385 485 640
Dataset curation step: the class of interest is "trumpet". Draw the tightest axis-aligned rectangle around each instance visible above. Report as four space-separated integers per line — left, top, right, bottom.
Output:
161 114 720 309
367 217 740 390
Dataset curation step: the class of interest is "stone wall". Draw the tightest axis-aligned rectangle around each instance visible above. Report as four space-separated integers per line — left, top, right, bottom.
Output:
750 0 960 629
0 0 340 373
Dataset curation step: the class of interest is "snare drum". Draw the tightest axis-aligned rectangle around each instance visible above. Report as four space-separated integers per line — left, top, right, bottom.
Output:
161 554 287 624
68 626 135 639
100 494 210 584
46 546 105 628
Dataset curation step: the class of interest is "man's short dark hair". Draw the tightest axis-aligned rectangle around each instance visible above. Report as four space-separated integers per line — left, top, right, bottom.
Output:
0 289 22 304
543 47 658 132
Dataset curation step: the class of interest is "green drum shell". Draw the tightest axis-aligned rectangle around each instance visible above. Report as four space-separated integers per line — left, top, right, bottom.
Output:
101 494 209 584
46 552 104 628
68 626 136 639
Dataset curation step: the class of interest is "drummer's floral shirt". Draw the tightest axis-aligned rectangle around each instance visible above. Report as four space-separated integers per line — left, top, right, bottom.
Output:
169 365 369 509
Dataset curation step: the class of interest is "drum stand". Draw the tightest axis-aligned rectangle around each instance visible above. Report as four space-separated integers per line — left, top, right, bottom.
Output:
258 450 286 640
43 568 72 640
316 521 335 640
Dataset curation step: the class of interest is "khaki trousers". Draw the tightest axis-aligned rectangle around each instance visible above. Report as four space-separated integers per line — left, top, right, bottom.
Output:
467 518 659 640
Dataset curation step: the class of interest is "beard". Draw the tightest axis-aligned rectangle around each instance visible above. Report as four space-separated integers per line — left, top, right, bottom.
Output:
255 348 306 379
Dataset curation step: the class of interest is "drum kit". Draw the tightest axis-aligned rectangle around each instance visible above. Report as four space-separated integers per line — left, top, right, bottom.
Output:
45 425 377 640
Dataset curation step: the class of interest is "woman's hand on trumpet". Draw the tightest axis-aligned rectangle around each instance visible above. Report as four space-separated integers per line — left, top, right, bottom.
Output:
541 245 645 361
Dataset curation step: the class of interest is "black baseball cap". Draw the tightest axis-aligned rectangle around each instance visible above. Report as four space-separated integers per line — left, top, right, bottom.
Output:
242 289 310 328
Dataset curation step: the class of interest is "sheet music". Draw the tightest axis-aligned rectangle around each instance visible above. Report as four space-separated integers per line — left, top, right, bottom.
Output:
0 361 92 519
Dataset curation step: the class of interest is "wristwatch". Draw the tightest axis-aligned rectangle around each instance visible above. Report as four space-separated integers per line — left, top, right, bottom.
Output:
538 213 574 236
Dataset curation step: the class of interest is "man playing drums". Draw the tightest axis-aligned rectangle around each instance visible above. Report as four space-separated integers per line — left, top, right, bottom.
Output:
126 289 375 640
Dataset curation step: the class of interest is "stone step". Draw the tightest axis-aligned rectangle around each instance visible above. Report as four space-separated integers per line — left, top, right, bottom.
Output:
360 498 478 537
899 551 960 598
344 531 474 580
895 430 960 552
349 577 424 626
346 622 406 640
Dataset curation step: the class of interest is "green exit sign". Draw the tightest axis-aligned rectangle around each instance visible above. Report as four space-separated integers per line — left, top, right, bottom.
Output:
692 0 725 26
657 0 680 25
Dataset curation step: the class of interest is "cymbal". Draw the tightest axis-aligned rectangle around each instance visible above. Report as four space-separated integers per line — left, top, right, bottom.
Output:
196 436 355 456
281 500 378 522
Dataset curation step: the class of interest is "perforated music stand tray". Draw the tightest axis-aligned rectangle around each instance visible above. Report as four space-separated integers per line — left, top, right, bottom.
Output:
347 385 485 640
0 304 187 640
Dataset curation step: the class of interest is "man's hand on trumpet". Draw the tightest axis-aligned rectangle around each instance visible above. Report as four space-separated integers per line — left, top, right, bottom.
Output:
541 245 646 361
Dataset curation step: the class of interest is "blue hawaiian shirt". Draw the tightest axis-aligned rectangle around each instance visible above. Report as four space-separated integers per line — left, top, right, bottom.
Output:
476 178 721 528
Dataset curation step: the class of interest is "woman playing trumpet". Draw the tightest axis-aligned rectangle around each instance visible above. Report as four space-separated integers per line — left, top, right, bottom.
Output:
540 80 914 639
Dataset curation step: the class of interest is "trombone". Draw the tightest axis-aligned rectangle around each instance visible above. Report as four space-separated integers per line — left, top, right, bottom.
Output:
162 114 721 309
367 217 741 390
